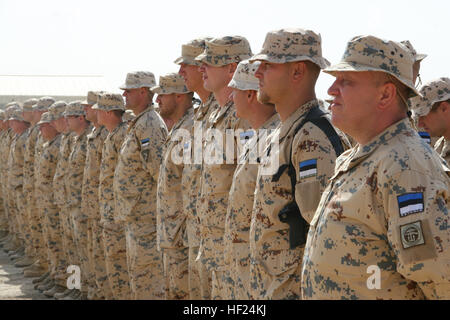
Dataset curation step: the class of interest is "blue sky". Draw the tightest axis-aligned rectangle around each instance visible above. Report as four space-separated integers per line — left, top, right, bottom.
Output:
0 0 448 98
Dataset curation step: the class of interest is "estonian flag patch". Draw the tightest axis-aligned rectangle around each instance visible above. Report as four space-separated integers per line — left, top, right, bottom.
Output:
397 193 424 217
299 159 317 178
418 132 431 145
141 138 150 147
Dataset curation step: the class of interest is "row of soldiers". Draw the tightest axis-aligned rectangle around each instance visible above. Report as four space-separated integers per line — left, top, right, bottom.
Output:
0 28 449 300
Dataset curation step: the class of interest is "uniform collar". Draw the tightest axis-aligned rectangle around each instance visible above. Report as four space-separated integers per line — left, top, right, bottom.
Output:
333 118 414 176
211 100 234 125
279 99 319 141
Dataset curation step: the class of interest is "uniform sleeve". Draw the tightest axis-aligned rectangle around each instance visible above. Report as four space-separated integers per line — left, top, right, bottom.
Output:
386 170 450 299
136 119 168 180
292 121 345 224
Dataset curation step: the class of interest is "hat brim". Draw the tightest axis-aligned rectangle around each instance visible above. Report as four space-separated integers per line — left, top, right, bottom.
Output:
324 61 420 98
119 84 154 90
174 56 201 66
228 79 258 91
249 53 330 70
415 54 427 62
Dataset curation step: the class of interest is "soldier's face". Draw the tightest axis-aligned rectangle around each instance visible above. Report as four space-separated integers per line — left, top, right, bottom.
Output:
199 63 231 93
39 123 57 140
179 63 204 92
84 105 97 123
418 102 448 137
156 94 177 118
122 88 145 109
96 109 107 126
255 61 289 105
230 88 250 119
23 111 33 122
53 117 67 133
66 115 82 132
328 71 381 135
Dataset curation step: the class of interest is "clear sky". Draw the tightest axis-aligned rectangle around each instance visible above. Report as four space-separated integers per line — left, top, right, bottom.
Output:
0 0 448 98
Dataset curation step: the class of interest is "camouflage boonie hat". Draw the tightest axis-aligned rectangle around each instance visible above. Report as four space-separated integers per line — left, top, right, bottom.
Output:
400 40 427 62
64 101 85 117
151 73 191 95
81 91 100 105
23 98 39 112
49 101 67 119
92 93 125 111
410 77 450 119
122 109 136 122
195 36 252 67
5 103 21 120
324 35 420 97
37 112 55 125
119 71 156 90
34 97 56 111
228 60 260 91
174 37 212 66
8 107 25 122
250 28 330 69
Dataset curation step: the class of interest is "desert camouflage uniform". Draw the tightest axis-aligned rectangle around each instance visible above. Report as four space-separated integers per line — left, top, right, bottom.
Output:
114 104 167 299
302 119 450 299
181 93 218 299
248 28 350 300
0 118 9 234
435 137 450 164
54 131 77 270
157 103 194 300
2 127 16 238
36 132 65 286
82 125 112 299
223 113 280 300
67 123 92 294
99 122 131 300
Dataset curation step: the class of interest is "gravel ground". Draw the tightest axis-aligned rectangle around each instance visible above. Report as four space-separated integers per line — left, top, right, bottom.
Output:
0 246 52 300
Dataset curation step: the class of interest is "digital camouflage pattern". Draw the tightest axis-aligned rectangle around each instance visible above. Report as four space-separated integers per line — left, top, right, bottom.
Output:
228 60 260 91
119 71 156 90
22 98 38 112
410 77 450 119
250 100 350 300
81 125 111 299
400 40 427 62
302 118 450 299
174 37 212 66
223 113 280 300
196 100 251 299
152 73 191 95
113 105 167 299
434 137 450 165
92 93 125 112
67 125 91 294
99 121 131 300
33 96 55 112
35 134 66 286
324 35 419 98
249 28 330 69
181 93 218 299
157 107 194 300
195 36 252 67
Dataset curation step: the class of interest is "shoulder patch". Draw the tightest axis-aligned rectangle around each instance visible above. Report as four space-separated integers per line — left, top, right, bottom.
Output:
418 132 431 145
400 221 425 249
299 159 317 178
397 192 424 217
141 138 150 147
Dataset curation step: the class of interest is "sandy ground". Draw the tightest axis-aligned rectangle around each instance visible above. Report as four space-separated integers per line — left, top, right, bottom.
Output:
0 247 52 300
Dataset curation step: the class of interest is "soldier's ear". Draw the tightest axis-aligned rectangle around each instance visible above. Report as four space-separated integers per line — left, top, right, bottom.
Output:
291 61 306 81
378 82 397 110
228 63 238 76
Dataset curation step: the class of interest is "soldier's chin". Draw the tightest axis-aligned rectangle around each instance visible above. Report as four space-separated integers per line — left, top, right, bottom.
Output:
257 91 272 105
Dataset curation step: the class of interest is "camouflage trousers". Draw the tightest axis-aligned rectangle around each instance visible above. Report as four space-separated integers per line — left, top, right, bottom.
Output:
70 209 93 294
16 190 34 257
189 246 211 300
223 243 251 300
59 205 79 268
8 189 24 247
42 206 67 286
125 220 165 300
102 222 131 300
249 247 303 300
89 219 113 299
0 190 7 233
162 247 189 300
27 195 46 262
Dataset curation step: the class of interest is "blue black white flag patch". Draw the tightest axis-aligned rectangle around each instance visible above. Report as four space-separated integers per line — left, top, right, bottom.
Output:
141 138 150 147
397 193 424 217
418 132 431 145
299 159 317 178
